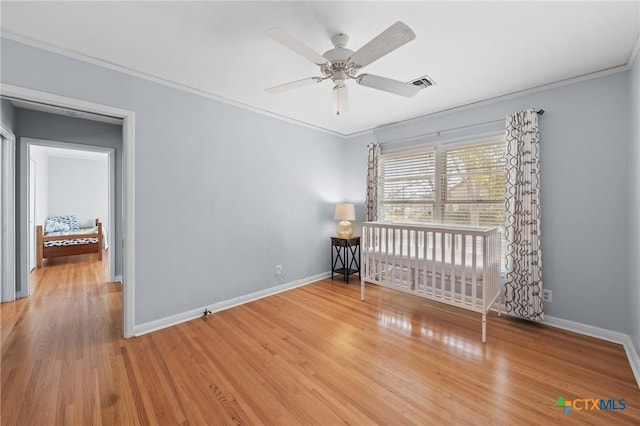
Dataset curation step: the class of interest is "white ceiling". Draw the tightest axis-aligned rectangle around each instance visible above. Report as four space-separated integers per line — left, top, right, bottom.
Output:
2 1 639 136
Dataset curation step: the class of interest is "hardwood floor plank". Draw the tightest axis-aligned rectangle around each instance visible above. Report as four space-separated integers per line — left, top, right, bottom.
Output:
2 255 640 425
120 344 152 426
151 326 251 425
183 319 269 425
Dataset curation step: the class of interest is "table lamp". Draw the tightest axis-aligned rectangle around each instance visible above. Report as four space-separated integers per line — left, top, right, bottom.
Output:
334 203 356 238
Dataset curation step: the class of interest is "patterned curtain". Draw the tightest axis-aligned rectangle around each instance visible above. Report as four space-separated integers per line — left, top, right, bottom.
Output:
504 109 544 322
365 142 380 221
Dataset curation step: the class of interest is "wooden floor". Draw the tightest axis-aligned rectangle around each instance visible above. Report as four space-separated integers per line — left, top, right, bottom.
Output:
2 255 640 425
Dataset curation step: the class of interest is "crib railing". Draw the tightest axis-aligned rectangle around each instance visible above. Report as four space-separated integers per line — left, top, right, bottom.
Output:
361 221 502 342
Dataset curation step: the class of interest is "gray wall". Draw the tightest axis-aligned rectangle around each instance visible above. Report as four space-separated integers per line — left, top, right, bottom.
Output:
1 99 15 133
14 109 124 283
344 132 373 231
345 72 630 334
628 52 640 354
1 37 344 325
3 34 636 337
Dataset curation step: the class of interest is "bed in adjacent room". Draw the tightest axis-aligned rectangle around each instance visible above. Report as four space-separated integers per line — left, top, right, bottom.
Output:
36 215 104 267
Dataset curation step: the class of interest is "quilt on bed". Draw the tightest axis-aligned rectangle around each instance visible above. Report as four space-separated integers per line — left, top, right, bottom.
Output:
43 215 100 248
44 237 99 247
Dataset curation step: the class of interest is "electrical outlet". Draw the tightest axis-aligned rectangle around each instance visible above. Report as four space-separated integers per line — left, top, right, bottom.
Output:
275 265 282 276
542 289 552 303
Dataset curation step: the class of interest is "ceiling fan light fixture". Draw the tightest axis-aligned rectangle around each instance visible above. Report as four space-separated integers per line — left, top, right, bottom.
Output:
333 84 348 116
264 21 420 114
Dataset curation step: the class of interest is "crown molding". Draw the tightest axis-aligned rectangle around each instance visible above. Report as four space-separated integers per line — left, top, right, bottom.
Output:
629 32 640 68
1 31 344 138
343 128 374 140
2 30 637 140
369 64 629 137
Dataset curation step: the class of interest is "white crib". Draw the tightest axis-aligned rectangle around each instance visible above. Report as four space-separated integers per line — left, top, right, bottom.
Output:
361 222 502 343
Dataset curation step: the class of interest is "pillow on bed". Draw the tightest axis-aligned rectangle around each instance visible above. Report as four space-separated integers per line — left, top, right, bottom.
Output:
44 215 80 233
44 218 71 234
54 215 79 230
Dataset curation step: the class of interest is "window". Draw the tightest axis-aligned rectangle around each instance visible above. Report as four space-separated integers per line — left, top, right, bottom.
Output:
379 149 435 222
379 139 506 232
440 142 506 229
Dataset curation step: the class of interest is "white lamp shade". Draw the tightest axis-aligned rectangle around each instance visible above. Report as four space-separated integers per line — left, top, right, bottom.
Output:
334 203 356 221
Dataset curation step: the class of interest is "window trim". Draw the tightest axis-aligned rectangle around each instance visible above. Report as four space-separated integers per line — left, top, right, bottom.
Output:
380 130 504 155
378 147 436 223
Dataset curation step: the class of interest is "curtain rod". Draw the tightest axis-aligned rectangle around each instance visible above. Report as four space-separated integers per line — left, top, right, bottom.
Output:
378 109 544 145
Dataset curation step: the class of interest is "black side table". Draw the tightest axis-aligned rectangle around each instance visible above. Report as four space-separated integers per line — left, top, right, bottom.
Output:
331 236 361 283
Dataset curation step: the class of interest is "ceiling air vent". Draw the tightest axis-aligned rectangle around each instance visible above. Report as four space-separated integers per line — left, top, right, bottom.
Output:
409 75 435 89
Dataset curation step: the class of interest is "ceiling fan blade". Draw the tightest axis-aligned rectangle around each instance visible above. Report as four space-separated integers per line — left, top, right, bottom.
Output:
264 28 330 66
349 21 415 69
356 74 420 98
265 77 324 94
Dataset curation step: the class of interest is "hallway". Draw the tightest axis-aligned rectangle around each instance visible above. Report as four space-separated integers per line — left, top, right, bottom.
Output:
0 252 132 424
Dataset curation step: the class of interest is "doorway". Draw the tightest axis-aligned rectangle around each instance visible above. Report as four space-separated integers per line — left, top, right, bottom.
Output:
26 141 114 287
1 84 136 338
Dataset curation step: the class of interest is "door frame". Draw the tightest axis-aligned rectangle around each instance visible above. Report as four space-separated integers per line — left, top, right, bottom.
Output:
25 139 115 284
29 157 36 271
1 83 136 338
0 125 16 303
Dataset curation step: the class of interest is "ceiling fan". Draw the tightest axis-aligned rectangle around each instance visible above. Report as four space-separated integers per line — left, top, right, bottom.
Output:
264 21 420 115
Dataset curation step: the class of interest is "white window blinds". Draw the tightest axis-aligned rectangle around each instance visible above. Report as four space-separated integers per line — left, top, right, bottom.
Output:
378 139 506 228
441 141 506 228
379 149 436 222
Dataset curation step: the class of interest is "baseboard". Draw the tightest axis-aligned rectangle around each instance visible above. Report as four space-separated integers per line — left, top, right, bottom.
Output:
133 271 331 336
544 315 629 345
132 280 640 389
544 315 640 388
496 306 631 346
622 335 640 389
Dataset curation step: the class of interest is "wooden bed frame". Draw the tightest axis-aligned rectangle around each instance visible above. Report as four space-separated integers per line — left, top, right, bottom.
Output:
36 219 103 268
